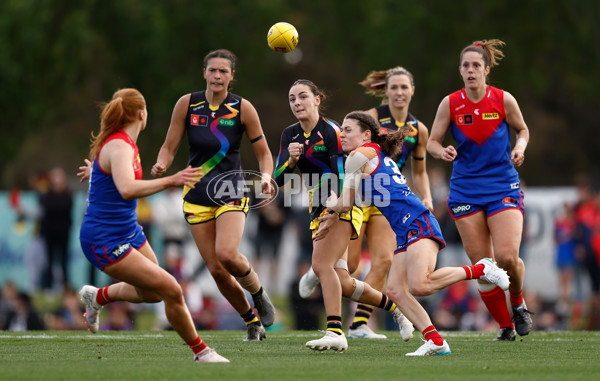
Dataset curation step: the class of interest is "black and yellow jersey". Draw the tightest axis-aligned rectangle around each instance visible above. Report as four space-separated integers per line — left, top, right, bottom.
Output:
183 91 246 206
375 105 419 170
274 116 345 220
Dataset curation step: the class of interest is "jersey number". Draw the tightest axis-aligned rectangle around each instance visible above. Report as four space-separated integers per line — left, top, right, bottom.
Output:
383 156 406 185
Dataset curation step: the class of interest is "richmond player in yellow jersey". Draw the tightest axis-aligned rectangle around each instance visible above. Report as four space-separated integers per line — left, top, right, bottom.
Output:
152 49 275 341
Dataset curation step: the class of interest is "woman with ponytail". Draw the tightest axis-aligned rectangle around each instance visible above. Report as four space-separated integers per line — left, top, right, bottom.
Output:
427 39 532 341
322 111 510 356
78 88 228 363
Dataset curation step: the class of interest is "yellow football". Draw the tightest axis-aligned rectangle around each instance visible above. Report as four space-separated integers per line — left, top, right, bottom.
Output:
267 22 299 53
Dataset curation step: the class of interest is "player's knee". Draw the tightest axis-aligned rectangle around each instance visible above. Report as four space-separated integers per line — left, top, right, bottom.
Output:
496 253 519 272
408 280 434 297
210 266 233 284
216 248 240 271
371 253 393 275
158 275 184 303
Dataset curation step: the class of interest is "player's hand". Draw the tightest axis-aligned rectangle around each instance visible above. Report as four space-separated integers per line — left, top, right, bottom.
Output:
510 148 525 167
313 212 339 241
422 197 434 212
77 159 92 183
440 146 457 162
151 162 167 178
169 166 203 188
288 142 303 166
325 190 339 210
260 174 275 198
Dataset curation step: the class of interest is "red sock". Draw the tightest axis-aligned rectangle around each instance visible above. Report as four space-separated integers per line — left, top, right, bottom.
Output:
96 287 113 306
479 286 513 329
422 325 444 346
463 264 485 279
186 336 208 355
510 290 524 306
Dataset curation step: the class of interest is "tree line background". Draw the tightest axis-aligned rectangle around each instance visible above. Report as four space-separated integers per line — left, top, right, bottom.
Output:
1 0 598 190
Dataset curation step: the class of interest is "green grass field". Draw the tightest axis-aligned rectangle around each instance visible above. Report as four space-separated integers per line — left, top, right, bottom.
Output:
1 330 599 380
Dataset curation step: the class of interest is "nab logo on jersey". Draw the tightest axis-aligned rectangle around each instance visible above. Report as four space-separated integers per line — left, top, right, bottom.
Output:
190 114 208 127
456 114 473 125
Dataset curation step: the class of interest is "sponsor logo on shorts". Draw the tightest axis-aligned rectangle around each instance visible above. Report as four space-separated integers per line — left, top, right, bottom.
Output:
451 203 472 215
511 182 520 189
406 230 420 244
402 213 411 224
111 243 131 258
502 197 518 207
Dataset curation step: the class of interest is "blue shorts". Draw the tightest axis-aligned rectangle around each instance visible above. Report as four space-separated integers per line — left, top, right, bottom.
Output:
80 223 147 270
447 190 525 220
395 210 446 254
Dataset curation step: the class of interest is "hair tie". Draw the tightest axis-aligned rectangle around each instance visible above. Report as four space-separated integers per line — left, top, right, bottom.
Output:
116 96 123 102
369 80 386 88
474 43 483 48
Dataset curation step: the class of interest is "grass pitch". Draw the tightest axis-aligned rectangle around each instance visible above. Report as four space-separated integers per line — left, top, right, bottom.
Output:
1 330 598 380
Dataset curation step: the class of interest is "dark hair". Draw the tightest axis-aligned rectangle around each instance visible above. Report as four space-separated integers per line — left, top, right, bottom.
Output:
89 88 146 160
203 49 237 90
460 39 505 70
344 111 409 159
203 49 237 71
290 79 327 112
358 66 414 99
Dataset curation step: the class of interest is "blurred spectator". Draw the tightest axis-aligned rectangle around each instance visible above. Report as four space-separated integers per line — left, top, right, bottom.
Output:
554 202 577 318
101 303 134 331
152 187 190 280
572 173 600 329
251 193 287 292
44 288 87 330
0 281 19 329
136 196 154 244
432 281 480 331
39 167 73 291
0 282 45 331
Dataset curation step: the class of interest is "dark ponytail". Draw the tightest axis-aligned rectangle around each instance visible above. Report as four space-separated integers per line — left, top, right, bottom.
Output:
344 111 408 159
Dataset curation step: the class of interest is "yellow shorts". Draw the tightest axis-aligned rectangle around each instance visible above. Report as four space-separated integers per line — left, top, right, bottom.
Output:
183 197 249 224
309 206 363 240
362 205 383 223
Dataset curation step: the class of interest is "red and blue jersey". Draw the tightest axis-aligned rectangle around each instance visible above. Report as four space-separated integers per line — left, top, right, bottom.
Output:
80 130 143 244
359 143 429 240
448 86 520 203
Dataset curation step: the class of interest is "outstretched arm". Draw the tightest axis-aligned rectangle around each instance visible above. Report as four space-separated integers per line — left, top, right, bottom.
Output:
152 94 189 177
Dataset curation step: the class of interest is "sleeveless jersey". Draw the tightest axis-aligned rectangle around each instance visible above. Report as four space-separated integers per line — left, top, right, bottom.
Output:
274 116 345 220
184 91 246 206
359 143 428 237
448 86 520 203
375 105 419 170
80 130 143 243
